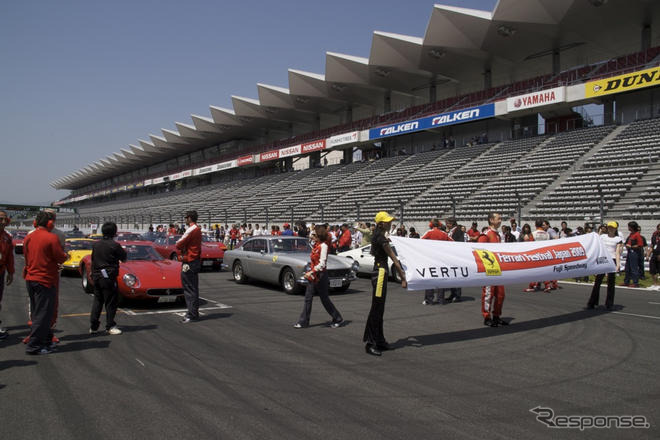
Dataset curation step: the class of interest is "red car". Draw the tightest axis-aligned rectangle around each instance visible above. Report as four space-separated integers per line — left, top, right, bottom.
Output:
153 235 226 270
12 230 29 254
79 241 184 304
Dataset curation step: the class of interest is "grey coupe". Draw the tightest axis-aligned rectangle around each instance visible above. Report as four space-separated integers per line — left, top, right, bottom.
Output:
223 236 358 294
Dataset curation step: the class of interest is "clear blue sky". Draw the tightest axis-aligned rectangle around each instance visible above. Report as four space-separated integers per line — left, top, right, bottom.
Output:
0 0 497 205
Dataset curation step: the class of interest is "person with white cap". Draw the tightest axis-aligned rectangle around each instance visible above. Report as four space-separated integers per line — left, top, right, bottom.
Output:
363 211 407 356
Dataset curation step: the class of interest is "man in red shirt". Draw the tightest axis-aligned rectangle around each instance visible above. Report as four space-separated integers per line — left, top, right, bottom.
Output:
0 210 15 339
176 210 202 322
421 219 452 305
337 224 352 253
23 211 67 354
477 212 508 327
466 222 480 242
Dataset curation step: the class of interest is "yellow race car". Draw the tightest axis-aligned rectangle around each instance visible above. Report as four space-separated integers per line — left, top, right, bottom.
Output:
62 238 97 273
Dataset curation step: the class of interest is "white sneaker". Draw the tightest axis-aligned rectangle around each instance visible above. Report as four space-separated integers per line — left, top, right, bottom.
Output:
107 326 122 335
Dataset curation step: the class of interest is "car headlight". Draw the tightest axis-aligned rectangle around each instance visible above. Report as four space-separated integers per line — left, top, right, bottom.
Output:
123 273 140 288
351 261 360 272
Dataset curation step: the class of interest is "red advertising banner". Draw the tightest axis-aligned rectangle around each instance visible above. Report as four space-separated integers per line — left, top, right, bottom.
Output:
301 139 326 153
237 155 254 166
260 150 280 161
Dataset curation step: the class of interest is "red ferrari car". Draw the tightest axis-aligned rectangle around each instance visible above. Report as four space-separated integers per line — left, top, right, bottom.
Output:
79 241 183 303
12 230 29 254
153 234 226 270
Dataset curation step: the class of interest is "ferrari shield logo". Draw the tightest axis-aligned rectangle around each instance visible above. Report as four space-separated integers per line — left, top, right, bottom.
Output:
473 249 502 276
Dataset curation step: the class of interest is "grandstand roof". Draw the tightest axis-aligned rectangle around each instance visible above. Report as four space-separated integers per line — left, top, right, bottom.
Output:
52 0 660 190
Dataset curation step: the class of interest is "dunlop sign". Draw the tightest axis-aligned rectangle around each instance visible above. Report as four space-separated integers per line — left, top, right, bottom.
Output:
585 66 660 98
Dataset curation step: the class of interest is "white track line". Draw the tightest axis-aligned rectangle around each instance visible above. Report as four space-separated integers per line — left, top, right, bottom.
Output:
612 311 660 320
136 359 145 367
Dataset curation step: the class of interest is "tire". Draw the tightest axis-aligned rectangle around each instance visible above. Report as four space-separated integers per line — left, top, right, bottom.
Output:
390 264 401 283
233 261 247 284
81 265 94 293
281 267 303 295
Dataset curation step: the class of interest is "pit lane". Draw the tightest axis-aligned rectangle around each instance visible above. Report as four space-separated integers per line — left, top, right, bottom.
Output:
1 257 659 440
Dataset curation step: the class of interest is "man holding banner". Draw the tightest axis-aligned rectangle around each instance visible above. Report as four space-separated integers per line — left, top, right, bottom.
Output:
477 213 508 327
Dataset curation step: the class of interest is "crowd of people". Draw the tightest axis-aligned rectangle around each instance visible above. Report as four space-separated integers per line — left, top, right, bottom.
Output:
0 205 658 357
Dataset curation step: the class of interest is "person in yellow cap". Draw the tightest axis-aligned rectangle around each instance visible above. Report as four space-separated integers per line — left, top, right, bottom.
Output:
587 221 623 310
363 211 407 356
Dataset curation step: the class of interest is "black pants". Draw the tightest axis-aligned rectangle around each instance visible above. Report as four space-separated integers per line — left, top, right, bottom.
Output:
363 265 388 346
182 259 201 319
588 271 616 308
624 249 641 284
90 277 119 330
297 271 342 326
26 281 55 352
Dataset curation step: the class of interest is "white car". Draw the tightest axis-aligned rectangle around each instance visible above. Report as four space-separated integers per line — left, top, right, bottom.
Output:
338 245 401 282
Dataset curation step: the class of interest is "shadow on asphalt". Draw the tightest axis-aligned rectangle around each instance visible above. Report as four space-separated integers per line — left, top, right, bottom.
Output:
55 340 111 353
0 359 38 371
391 307 623 350
198 312 233 321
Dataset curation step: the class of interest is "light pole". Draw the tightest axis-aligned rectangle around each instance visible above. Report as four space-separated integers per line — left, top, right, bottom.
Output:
355 202 360 223
319 204 324 224
598 185 604 224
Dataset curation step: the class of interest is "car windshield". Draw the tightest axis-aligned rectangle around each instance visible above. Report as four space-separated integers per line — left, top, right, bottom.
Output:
12 231 28 238
271 238 311 253
117 233 142 241
201 235 215 243
168 236 181 245
65 240 94 251
123 244 163 261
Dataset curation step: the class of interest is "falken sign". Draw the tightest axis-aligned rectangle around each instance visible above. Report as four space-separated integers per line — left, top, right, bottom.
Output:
368 104 495 140
507 87 565 112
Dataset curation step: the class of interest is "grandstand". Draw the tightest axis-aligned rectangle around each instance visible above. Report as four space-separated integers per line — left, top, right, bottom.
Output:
50 1 660 232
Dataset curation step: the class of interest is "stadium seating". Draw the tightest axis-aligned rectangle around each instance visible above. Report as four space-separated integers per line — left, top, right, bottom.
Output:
65 115 660 227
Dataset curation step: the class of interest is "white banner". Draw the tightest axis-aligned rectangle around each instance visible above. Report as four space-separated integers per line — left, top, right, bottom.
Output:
327 131 359 148
279 144 302 158
507 86 565 112
390 233 615 290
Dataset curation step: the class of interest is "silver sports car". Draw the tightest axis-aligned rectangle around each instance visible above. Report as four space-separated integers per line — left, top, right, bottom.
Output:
223 236 358 294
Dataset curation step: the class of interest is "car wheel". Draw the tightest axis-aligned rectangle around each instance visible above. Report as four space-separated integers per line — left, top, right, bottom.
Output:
281 267 303 295
170 253 178 261
233 261 247 283
390 264 401 283
81 265 94 293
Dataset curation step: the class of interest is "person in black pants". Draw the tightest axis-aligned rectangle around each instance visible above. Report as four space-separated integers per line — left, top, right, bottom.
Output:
176 210 202 322
90 222 127 335
588 221 622 310
363 211 407 356
444 217 465 303
294 225 343 328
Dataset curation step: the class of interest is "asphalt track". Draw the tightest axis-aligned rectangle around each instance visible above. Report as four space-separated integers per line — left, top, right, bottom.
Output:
1 257 659 440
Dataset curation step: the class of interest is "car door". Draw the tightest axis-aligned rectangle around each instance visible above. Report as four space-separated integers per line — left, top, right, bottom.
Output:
246 238 270 281
239 240 255 276
358 245 375 274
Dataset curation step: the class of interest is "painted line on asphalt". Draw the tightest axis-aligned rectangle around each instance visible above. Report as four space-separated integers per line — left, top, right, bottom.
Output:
136 358 145 367
119 304 231 316
649 302 660 305
61 311 125 318
612 311 660 320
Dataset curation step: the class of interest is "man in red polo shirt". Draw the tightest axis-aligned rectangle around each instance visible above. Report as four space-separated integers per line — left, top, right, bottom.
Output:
421 219 453 305
477 212 508 327
23 211 67 354
176 210 202 323
0 210 15 340
337 224 352 253
466 222 480 242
